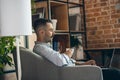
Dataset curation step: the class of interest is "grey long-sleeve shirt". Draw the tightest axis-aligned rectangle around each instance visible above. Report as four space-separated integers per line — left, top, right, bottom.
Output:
33 41 75 66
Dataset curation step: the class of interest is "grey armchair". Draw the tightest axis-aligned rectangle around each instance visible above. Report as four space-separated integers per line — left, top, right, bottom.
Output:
13 47 103 80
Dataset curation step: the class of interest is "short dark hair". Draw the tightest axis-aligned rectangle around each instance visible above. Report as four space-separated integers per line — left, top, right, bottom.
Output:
33 18 52 33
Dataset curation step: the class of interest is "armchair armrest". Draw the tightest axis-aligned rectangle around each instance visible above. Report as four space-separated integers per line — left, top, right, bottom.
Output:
59 65 103 80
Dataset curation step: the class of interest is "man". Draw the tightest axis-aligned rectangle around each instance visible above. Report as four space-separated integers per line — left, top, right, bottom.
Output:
33 18 120 80
33 18 96 66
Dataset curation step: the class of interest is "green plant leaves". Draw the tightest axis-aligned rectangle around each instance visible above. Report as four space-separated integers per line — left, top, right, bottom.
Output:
0 37 15 74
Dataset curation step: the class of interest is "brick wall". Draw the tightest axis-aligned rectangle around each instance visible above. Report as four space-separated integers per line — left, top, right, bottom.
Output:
85 0 120 49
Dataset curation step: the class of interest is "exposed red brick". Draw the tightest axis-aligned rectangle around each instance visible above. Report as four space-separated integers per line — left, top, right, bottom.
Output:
95 30 104 35
85 4 93 9
110 0 116 4
94 3 101 7
85 0 120 49
101 11 108 15
111 14 120 19
112 28 120 33
87 31 96 35
101 2 108 7
86 13 94 17
109 43 120 48
84 0 90 4
118 19 120 23
90 8 101 13
104 29 112 34
97 17 104 21
102 7 110 11
117 33 120 38
101 21 110 25
87 40 97 44
95 22 102 25
110 6 115 10
104 16 111 20
106 39 114 43
114 24 120 28
88 40 105 44
102 34 116 39
86 22 95 27
86 17 96 22
98 40 106 43
111 10 117 14
100 0 108 2
87 44 95 49
99 25 113 30
94 44 109 48
110 19 118 24
116 10 120 13
87 35 102 40
87 26 98 31
114 39 120 43
85 0 98 4
94 12 101 17
85 9 92 13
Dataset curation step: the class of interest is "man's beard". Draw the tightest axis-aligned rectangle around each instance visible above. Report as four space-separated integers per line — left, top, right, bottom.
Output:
45 37 53 43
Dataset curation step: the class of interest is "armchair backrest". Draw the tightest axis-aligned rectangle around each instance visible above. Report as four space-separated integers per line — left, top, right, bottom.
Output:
13 47 60 80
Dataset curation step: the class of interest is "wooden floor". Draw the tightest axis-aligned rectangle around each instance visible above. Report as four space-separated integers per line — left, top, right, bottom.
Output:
0 72 17 80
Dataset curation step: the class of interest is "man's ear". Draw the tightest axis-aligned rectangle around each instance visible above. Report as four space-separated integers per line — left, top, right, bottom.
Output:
38 29 45 35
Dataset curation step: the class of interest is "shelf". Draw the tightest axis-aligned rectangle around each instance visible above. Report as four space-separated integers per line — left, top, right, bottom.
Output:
54 32 70 36
51 0 83 5
50 1 66 6
35 1 47 8
55 30 69 33
70 31 86 34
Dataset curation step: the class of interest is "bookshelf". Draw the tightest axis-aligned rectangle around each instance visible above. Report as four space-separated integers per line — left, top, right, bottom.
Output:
32 0 87 56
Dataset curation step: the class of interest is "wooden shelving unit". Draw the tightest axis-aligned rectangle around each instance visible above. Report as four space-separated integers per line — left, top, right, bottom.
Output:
32 0 87 53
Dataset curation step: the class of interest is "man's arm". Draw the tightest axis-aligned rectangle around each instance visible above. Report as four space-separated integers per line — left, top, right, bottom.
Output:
75 60 96 65
33 44 69 66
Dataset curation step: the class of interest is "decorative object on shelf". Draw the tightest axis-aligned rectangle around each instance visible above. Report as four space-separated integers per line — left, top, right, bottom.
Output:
0 0 32 80
51 19 57 31
36 7 46 18
70 35 84 60
69 14 81 31
0 37 15 75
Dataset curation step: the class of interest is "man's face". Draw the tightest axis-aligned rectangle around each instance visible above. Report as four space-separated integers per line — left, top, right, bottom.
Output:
44 22 55 42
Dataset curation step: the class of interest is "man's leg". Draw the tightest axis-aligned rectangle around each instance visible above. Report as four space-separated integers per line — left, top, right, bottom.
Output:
102 68 120 80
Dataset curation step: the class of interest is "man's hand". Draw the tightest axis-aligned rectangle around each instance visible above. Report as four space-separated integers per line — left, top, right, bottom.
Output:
84 60 96 65
64 48 73 58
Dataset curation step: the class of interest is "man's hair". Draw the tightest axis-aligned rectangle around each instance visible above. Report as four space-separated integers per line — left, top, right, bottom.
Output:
33 18 52 33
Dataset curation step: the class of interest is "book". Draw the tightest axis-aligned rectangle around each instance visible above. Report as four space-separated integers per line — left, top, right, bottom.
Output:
69 14 81 31
53 41 60 51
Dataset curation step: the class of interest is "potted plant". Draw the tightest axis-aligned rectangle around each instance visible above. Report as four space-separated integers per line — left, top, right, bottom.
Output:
0 37 15 75
70 36 84 60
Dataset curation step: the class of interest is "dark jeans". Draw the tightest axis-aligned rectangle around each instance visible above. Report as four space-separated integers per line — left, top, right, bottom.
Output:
102 68 120 80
